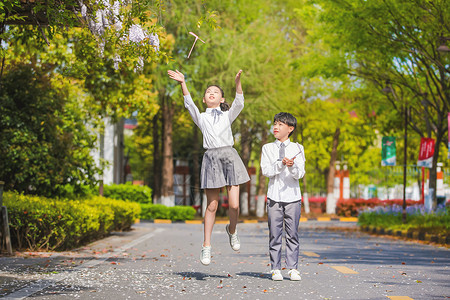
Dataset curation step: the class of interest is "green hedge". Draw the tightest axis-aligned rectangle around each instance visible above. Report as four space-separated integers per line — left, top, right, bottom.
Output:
140 204 196 221
358 205 450 235
84 196 141 231
103 183 152 204
3 192 140 251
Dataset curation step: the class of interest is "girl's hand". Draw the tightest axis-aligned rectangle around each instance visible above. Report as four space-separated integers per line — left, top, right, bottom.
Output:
235 70 243 85
235 69 243 94
167 69 185 83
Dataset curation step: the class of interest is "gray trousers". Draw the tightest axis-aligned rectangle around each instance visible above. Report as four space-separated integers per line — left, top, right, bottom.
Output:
267 199 301 270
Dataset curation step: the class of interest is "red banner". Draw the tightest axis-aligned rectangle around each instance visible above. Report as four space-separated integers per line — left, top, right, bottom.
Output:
417 137 435 168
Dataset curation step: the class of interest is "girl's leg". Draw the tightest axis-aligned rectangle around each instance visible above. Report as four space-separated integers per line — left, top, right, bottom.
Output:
226 185 240 234
203 188 220 247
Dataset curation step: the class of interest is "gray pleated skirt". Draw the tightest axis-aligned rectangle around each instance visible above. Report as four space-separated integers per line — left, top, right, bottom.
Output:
201 146 251 189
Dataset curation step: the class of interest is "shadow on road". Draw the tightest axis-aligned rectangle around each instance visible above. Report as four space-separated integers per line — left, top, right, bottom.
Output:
235 271 271 280
174 271 230 281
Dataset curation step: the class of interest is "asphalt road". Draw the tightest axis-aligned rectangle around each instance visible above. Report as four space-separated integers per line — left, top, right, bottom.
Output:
1 221 449 299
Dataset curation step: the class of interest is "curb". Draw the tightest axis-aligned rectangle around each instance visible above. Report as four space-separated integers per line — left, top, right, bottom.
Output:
360 226 450 245
138 217 359 224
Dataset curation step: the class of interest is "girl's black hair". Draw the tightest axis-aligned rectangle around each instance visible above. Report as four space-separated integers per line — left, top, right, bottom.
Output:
274 112 297 137
204 85 230 111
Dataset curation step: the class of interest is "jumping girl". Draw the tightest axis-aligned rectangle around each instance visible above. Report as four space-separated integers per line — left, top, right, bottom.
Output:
167 69 250 265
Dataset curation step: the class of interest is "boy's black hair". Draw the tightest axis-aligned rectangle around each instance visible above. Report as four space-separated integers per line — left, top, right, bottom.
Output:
274 112 297 137
204 85 230 111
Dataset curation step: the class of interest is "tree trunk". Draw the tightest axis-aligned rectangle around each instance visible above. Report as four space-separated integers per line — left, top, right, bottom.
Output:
326 127 340 214
152 112 161 202
256 126 268 218
240 120 252 216
192 126 201 207
240 120 252 167
428 128 443 209
299 124 310 213
161 96 175 206
257 127 268 196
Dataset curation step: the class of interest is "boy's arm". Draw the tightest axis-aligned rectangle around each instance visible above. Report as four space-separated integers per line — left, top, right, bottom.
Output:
287 145 306 180
260 145 285 178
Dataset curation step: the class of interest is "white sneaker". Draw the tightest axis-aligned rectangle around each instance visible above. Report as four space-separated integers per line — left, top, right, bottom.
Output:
288 269 301 281
225 224 240 251
200 245 211 265
271 269 283 281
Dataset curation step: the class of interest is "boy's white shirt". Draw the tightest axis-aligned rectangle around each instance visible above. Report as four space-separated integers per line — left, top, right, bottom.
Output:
184 93 244 149
261 139 306 202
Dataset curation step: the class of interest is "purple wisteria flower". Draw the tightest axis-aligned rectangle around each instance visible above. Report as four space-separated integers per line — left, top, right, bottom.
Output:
79 0 159 70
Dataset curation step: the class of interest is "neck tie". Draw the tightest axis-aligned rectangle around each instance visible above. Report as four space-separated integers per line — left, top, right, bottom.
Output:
279 143 285 160
211 108 223 124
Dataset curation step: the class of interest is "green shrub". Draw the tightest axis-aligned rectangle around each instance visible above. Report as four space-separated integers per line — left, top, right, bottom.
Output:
85 196 141 231
0 65 99 198
140 204 196 221
140 204 170 219
103 183 152 204
358 204 450 235
57 184 98 200
5 192 103 250
3 191 140 251
169 206 196 221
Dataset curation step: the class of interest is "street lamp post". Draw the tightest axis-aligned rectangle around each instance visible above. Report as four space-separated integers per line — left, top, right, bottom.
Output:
402 105 407 223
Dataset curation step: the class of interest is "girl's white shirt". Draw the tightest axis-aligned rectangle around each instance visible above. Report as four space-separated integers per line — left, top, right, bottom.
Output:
260 139 306 202
184 93 244 149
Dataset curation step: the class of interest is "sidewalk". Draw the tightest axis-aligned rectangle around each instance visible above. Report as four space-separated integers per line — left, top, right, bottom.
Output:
0 225 157 298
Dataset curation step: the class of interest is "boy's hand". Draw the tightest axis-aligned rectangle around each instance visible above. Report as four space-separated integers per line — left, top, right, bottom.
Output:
167 69 185 83
282 157 295 167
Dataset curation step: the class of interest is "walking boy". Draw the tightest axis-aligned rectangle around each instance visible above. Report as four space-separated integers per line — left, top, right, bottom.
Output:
260 112 305 281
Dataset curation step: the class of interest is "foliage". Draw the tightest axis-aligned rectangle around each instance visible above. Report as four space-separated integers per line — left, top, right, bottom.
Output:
1 0 168 69
84 196 141 231
140 203 196 221
358 204 450 235
0 64 99 197
57 184 99 200
296 0 450 197
3 191 140 251
103 183 152 204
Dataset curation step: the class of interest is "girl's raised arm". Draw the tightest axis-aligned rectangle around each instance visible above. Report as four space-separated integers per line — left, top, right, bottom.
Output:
167 69 190 96
235 69 243 94
228 70 244 123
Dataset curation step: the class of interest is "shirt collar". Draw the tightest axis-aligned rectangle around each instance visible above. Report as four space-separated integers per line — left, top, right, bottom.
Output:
205 107 222 113
276 139 291 148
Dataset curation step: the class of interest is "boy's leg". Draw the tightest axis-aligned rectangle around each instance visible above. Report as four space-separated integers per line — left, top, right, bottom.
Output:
204 188 220 246
226 185 240 234
267 199 284 270
284 200 302 269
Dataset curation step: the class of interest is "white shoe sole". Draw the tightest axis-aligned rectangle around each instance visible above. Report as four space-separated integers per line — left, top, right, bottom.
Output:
272 276 283 281
226 224 240 251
